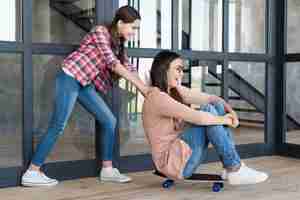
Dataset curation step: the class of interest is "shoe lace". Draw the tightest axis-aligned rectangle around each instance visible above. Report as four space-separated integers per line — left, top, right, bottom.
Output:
40 172 51 180
112 168 122 176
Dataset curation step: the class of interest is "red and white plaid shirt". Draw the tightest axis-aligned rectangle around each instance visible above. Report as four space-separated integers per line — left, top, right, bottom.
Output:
62 25 136 93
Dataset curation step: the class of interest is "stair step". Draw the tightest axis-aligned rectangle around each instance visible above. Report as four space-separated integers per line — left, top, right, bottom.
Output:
239 118 264 128
239 118 264 124
229 96 241 100
233 107 259 113
205 82 221 87
71 8 95 19
52 0 81 4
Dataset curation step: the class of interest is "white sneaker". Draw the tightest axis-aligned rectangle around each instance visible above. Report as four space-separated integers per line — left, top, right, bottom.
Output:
100 168 132 183
227 163 268 185
221 169 228 180
21 170 58 187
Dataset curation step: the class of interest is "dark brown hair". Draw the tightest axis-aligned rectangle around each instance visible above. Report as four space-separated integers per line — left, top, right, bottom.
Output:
150 50 185 104
108 6 141 64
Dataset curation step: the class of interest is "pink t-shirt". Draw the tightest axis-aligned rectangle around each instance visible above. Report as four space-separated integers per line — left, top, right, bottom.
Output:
142 88 192 180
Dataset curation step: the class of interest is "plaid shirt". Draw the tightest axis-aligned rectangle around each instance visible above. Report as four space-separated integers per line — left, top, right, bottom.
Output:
62 25 136 93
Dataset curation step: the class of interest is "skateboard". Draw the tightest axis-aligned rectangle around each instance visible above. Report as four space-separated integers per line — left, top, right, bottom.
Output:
154 170 225 192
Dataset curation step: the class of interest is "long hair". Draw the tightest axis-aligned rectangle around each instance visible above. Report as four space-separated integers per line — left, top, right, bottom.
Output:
150 50 184 104
108 6 140 64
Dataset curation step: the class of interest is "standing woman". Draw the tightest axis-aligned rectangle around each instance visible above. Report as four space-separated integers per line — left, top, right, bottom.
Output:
22 6 148 187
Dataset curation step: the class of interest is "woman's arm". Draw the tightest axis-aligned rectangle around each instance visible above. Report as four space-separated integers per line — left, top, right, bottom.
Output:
150 90 235 127
92 26 149 96
112 63 149 96
176 85 228 106
176 85 212 105
176 85 239 126
177 85 234 111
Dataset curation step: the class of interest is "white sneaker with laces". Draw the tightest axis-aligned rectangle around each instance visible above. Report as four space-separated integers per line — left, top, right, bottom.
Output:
100 168 132 183
227 162 268 185
21 170 58 187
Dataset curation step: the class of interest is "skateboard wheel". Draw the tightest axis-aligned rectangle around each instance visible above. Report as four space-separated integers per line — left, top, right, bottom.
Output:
212 183 222 192
162 179 174 188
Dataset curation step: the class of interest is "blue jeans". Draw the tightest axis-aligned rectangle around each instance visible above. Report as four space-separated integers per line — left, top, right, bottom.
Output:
181 102 241 178
32 71 116 166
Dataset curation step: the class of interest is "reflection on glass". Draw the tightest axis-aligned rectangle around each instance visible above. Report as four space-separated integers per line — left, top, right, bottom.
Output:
0 0 22 41
286 63 300 144
125 0 172 49
287 0 300 53
228 62 265 144
33 0 95 44
33 55 95 162
119 58 152 156
200 63 222 98
189 0 222 51
179 0 191 49
191 63 221 109
229 0 266 53
0 54 22 167
229 62 265 94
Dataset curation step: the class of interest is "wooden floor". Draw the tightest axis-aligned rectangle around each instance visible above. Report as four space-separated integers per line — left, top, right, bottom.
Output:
1 156 300 200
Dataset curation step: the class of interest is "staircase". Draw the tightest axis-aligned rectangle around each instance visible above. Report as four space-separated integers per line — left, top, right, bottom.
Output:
50 0 95 32
202 61 300 130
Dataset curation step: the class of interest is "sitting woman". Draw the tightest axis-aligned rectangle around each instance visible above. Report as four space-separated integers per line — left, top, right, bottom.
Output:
142 50 268 185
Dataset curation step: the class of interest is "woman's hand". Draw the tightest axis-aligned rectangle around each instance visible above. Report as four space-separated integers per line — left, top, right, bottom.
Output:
230 110 239 128
112 63 150 97
223 102 239 127
140 86 151 97
223 113 239 128
209 96 240 128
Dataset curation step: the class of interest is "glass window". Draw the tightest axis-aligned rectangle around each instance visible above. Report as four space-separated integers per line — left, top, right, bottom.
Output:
33 55 96 163
228 62 265 144
0 53 22 167
188 0 223 51
119 57 152 156
198 62 222 98
0 0 22 42
124 0 172 49
229 0 266 53
287 0 300 53
33 0 95 44
286 63 300 144
191 61 222 109
179 0 191 49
